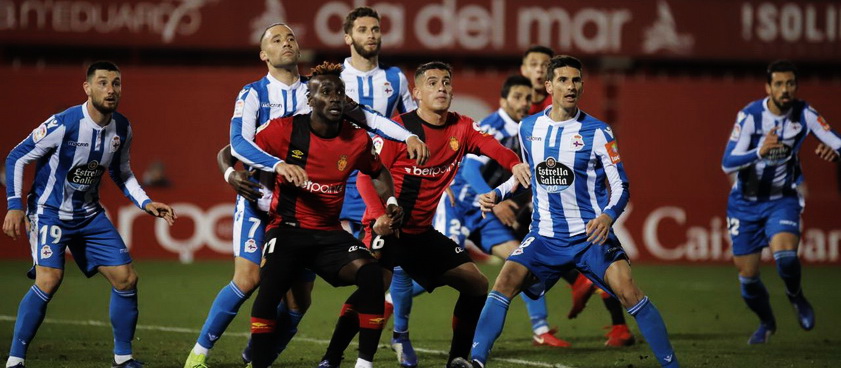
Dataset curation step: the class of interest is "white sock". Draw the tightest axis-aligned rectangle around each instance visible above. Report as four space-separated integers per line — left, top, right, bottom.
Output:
385 292 393 304
354 358 373 368
533 325 550 335
192 343 209 356
114 354 133 365
6 357 24 368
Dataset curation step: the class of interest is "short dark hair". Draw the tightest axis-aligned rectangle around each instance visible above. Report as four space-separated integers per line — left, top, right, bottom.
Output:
500 75 532 98
344 6 380 35
766 60 798 84
414 61 452 82
522 45 554 61
86 61 120 80
309 61 343 78
546 55 583 82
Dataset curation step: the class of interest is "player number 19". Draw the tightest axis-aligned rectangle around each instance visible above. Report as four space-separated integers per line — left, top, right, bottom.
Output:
39 225 62 244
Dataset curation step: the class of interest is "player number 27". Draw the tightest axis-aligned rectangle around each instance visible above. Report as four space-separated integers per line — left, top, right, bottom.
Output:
726 217 740 236
39 225 62 244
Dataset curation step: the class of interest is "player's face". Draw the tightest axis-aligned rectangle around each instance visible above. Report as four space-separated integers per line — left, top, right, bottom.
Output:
414 69 453 113
521 52 550 92
346 16 382 59
501 85 532 122
84 70 121 114
546 66 583 110
766 71 797 112
308 75 346 123
260 25 300 68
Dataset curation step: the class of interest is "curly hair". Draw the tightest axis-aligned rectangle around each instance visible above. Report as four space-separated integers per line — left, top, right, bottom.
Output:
309 61 343 78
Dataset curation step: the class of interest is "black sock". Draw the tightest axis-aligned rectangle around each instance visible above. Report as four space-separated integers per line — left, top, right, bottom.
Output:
322 294 361 364
561 269 579 284
449 293 486 363
354 263 385 362
602 294 626 325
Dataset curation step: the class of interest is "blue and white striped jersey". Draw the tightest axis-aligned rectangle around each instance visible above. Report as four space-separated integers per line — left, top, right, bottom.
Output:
498 109 629 238
341 58 416 118
721 98 841 201
229 73 310 173
5 102 151 220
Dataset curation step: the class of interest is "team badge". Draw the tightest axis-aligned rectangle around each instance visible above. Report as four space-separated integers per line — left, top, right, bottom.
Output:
110 136 121 152
729 123 741 141
383 81 394 97
605 141 621 164
337 155 348 171
570 134 584 150
535 157 574 193
244 239 258 253
40 245 53 259
818 115 831 131
449 137 459 151
291 149 304 159
32 124 48 143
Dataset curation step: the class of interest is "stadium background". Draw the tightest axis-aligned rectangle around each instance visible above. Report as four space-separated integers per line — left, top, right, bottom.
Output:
1 0 840 265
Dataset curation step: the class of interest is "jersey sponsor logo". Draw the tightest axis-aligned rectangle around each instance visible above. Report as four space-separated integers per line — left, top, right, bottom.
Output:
403 161 458 177
818 115 831 131
605 141 621 164
449 137 459 151
570 134 585 151
66 160 105 191
291 149 305 159
303 180 345 194
779 219 798 227
244 239 258 253
66 141 89 147
337 155 348 171
40 245 53 259
535 157 574 193
110 136 121 153
763 144 792 164
729 123 741 141
32 124 48 143
233 99 245 118
524 135 542 142
261 102 284 109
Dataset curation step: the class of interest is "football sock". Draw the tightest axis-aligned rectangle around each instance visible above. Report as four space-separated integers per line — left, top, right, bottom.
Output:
110 288 138 355
197 281 249 349
10 285 51 358
6 357 25 367
449 292 486 363
774 250 802 296
739 275 775 325
602 293 627 325
114 354 133 365
561 269 579 284
628 296 678 367
354 263 385 362
390 266 414 333
274 306 304 355
322 300 359 364
471 291 510 366
520 293 549 334
250 257 297 368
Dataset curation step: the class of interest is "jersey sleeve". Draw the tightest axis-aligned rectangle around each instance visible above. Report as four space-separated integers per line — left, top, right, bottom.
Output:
356 137 384 176
108 125 152 210
467 120 521 172
356 107 416 142
230 87 284 173
5 116 66 211
396 73 417 115
461 154 493 194
804 107 841 153
356 138 400 220
721 111 760 174
592 127 630 221
254 119 282 158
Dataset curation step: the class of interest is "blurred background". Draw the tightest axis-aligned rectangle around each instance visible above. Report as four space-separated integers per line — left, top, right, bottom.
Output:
2 0 840 264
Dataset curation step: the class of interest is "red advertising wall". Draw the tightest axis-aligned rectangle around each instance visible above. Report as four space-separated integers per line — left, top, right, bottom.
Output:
1 66 839 264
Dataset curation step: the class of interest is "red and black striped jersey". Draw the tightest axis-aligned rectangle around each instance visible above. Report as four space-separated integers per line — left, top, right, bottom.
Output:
358 110 520 234
255 115 382 231
529 95 552 115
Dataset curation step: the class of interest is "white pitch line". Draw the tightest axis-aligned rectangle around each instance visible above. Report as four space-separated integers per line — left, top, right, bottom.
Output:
0 315 573 368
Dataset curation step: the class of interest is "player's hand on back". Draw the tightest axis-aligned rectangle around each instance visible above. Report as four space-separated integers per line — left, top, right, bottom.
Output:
479 191 500 214
493 199 520 227
145 202 177 226
586 213 614 245
512 163 531 188
275 162 308 187
758 127 784 157
3 209 26 240
815 142 839 162
406 136 429 166
227 169 262 201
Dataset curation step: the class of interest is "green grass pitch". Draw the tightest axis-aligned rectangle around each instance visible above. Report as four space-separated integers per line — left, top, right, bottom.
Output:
1 260 839 367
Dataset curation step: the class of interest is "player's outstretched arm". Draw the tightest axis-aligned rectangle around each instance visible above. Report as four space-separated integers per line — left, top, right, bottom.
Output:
815 143 840 162
342 101 428 165
275 162 308 187
3 210 26 240
218 145 262 201
144 202 177 226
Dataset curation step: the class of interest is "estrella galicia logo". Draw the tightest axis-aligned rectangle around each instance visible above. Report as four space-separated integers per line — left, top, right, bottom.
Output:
763 144 792 165
66 160 105 191
535 157 574 193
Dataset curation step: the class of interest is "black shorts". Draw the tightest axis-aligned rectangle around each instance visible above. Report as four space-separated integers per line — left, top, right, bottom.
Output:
367 227 472 291
264 227 375 287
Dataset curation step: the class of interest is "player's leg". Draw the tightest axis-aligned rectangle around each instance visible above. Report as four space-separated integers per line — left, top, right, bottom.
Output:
7 214 67 368
766 197 813 331
265 273 316 361
98 264 140 367
389 265 419 367
600 289 635 347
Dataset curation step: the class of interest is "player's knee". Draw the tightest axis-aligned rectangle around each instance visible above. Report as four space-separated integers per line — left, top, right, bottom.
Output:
286 283 313 312
614 287 645 309
113 271 138 291
232 273 260 294
35 270 64 295
356 262 385 291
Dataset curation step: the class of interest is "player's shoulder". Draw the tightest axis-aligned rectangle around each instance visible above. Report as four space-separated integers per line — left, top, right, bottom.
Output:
111 111 131 128
53 104 85 123
478 110 504 128
579 111 610 129
742 98 765 115
379 63 407 76
258 115 296 135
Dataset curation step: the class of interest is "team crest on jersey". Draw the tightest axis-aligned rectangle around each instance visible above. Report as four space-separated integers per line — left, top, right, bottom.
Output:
40 245 53 259
291 149 305 159
449 137 459 151
818 115 831 131
383 81 394 97
570 134 585 151
337 155 348 171
32 124 48 143
729 123 741 141
535 157 574 193
605 141 621 164
233 100 245 118
110 136 121 153
244 239 258 253
67 161 105 191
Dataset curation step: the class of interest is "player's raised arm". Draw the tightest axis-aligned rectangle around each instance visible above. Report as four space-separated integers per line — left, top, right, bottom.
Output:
343 103 429 165
229 87 286 173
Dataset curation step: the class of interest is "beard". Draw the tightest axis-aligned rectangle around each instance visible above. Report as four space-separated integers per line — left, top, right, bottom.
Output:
92 97 118 114
353 40 381 59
